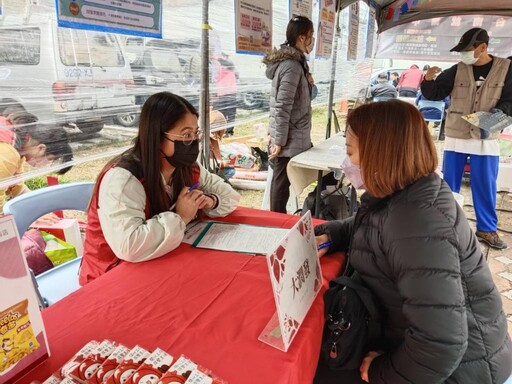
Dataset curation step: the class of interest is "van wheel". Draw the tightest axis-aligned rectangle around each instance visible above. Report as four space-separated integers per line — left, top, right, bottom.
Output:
76 120 104 134
115 112 140 127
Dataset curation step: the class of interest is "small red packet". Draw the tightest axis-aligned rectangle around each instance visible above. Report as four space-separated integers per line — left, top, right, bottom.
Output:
42 374 63 384
60 341 99 378
69 340 117 384
90 344 130 384
126 348 174 384
105 345 150 384
156 356 197 384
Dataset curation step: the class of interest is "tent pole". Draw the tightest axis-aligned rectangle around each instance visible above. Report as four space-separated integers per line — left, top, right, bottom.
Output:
315 7 342 218
325 8 342 140
200 0 211 171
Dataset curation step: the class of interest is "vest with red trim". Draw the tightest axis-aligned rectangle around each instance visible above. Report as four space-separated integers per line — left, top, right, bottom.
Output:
79 164 201 285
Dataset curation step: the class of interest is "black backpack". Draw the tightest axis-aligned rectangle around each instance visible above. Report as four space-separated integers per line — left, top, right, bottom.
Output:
300 173 357 221
321 271 383 370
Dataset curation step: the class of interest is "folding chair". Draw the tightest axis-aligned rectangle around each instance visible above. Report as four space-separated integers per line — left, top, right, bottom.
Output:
3 182 94 308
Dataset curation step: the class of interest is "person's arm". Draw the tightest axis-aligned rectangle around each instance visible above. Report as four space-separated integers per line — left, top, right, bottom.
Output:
421 64 457 101
314 216 354 254
0 143 29 202
198 164 240 217
368 223 468 383
97 168 187 263
495 63 512 116
273 61 302 147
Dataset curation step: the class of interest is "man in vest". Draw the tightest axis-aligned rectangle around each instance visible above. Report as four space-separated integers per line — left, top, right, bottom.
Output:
421 28 512 250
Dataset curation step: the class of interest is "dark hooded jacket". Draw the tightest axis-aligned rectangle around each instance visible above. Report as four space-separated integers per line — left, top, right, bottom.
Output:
316 173 512 384
263 45 312 158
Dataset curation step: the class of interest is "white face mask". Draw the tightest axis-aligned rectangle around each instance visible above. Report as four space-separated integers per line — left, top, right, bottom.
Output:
460 50 479 65
341 156 365 190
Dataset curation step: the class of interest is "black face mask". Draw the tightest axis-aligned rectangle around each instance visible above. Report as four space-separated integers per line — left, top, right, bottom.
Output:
161 139 199 168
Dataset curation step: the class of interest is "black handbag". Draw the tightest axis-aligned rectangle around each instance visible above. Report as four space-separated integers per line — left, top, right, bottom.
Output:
321 270 383 370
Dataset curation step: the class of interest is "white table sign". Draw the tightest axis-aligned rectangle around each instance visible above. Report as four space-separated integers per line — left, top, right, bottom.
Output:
258 211 323 352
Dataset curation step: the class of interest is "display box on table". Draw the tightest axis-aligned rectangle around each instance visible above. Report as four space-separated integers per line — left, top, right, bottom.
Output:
0 214 50 384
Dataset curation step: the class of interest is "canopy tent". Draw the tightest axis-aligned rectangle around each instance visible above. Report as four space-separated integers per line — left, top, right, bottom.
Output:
338 0 512 32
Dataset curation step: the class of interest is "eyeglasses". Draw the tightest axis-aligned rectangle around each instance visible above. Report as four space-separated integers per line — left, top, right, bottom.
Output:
163 130 203 146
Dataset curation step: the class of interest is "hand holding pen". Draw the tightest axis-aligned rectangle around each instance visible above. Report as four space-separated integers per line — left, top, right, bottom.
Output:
316 234 331 257
170 181 199 211
171 182 211 224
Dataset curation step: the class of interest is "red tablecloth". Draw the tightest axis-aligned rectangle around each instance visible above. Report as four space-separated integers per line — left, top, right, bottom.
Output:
19 207 344 384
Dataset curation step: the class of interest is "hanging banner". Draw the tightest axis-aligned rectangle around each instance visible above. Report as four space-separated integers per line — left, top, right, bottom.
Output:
315 0 335 59
235 0 272 55
365 1 377 58
289 0 313 19
56 0 162 38
376 15 512 61
347 2 359 61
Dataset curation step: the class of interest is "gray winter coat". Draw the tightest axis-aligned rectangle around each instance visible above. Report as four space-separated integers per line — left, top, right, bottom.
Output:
316 173 512 384
263 45 312 158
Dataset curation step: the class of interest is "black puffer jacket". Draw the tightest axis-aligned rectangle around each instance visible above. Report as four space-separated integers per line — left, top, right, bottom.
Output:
316 173 512 384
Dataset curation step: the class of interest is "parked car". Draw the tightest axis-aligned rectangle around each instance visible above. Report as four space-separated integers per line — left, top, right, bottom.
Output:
0 14 138 134
116 37 201 127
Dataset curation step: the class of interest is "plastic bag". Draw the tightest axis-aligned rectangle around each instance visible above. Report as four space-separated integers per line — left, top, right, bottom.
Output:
41 231 77 266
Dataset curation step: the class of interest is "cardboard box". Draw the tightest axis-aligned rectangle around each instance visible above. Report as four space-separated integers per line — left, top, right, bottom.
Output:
0 214 50 384
34 218 84 257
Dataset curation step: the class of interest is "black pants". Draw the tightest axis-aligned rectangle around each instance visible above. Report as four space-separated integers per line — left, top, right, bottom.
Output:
270 156 291 213
398 88 417 97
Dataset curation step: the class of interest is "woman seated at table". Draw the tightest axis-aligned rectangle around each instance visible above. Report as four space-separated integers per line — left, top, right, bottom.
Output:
315 100 511 383
80 92 240 285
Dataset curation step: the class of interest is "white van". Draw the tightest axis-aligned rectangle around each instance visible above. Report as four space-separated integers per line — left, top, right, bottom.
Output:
0 13 137 134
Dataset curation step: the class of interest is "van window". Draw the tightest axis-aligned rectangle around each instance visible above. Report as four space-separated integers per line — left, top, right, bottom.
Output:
0 28 40 65
58 29 124 67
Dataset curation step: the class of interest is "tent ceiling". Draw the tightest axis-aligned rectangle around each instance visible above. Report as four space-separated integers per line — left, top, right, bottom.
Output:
339 0 512 32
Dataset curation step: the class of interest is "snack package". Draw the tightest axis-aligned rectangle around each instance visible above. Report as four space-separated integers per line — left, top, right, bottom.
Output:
90 344 129 384
60 341 99 378
157 356 197 384
0 300 40 372
61 377 79 384
42 374 63 384
0 214 50 384
126 348 174 384
105 346 150 384
183 369 213 384
69 340 117 383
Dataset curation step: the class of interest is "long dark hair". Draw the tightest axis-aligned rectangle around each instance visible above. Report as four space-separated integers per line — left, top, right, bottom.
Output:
9 112 73 175
285 16 313 47
105 92 199 217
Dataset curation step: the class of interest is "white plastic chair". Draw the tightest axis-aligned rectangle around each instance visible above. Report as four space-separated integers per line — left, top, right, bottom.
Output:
417 100 445 124
3 182 94 307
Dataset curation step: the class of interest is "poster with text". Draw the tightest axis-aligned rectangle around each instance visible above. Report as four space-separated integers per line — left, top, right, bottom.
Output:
56 0 162 38
376 15 512 61
235 0 272 55
315 0 335 59
366 2 377 58
348 2 359 61
289 0 313 19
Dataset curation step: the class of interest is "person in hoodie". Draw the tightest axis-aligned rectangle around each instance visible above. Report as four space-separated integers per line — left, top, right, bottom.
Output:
263 16 315 213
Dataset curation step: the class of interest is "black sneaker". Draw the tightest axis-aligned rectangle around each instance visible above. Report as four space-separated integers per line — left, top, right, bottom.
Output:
475 230 508 250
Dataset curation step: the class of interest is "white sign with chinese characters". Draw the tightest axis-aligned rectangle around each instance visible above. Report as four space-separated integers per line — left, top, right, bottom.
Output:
235 0 272 55
289 0 313 19
258 211 323 352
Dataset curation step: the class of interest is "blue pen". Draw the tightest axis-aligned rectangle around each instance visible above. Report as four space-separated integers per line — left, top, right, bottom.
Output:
170 182 200 211
317 241 332 251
